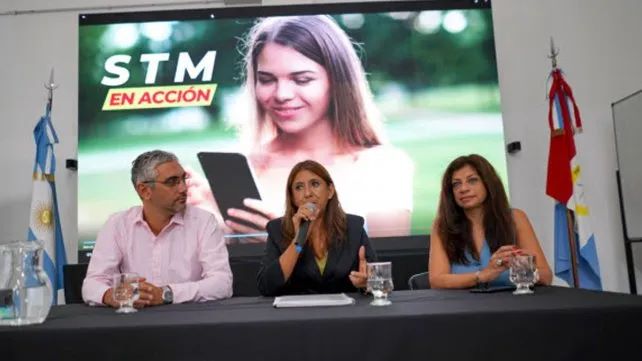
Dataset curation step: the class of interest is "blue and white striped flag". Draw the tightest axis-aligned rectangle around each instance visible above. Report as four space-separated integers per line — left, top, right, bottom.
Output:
27 104 67 304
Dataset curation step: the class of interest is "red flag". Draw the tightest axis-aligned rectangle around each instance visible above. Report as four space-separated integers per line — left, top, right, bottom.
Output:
546 68 602 290
545 69 582 205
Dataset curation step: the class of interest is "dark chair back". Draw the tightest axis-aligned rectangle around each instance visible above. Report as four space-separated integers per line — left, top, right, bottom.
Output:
408 271 430 290
63 263 88 304
230 257 262 297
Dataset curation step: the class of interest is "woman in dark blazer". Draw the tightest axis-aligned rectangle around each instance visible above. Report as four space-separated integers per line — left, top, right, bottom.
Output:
257 160 376 296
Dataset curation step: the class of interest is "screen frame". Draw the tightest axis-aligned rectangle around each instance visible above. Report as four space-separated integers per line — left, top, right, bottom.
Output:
79 0 490 25
79 0 494 258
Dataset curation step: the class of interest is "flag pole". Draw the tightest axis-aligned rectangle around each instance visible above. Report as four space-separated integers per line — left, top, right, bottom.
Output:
549 38 580 288
548 37 558 70
565 210 580 287
44 68 57 113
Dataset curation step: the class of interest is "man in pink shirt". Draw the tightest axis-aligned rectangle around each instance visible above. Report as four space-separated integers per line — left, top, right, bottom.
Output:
82 150 233 307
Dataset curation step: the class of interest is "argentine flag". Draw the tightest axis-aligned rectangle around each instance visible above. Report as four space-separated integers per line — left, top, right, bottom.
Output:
28 105 67 304
546 68 601 290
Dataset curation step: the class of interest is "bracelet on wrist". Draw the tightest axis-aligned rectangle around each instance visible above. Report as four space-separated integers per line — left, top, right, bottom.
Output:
475 270 489 288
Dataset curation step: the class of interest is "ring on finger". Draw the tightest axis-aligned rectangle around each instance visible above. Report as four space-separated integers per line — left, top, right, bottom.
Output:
495 258 503 267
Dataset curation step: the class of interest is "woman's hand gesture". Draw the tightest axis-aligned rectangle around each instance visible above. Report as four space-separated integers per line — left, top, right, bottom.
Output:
349 246 368 288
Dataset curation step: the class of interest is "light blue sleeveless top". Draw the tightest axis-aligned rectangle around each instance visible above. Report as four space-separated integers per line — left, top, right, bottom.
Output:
451 240 511 287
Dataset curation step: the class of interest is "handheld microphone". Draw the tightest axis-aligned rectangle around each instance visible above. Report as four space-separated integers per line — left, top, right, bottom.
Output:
295 203 317 253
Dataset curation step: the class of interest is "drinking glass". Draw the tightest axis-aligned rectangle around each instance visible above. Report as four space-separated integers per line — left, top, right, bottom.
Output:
366 262 394 306
112 273 140 313
509 255 537 295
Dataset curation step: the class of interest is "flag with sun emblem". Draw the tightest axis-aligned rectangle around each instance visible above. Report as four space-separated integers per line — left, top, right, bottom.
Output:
28 102 67 304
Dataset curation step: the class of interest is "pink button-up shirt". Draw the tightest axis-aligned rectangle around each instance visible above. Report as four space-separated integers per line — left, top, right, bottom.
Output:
82 206 233 305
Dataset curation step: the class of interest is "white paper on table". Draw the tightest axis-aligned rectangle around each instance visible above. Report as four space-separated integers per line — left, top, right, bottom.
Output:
273 293 356 308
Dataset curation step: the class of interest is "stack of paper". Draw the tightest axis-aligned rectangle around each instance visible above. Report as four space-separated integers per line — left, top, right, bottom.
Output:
273 293 356 308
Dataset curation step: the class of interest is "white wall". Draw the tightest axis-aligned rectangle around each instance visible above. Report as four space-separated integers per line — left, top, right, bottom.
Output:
1 0 640 292
492 0 642 292
0 10 80 257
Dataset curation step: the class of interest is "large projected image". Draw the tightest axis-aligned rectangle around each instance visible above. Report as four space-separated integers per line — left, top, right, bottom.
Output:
78 1 505 247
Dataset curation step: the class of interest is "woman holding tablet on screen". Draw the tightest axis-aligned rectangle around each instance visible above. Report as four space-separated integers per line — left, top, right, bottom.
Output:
187 15 413 240
429 154 552 289
257 160 376 296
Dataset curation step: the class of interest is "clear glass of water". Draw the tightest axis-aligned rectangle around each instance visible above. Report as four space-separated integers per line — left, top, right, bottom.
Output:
509 255 536 295
112 273 140 313
366 262 394 306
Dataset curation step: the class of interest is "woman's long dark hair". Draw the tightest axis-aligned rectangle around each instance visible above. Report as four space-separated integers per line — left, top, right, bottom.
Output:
436 154 515 264
281 160 347 247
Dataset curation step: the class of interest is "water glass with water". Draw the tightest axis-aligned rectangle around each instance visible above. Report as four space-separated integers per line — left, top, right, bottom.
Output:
366 262 394 306
509 255 537 295
112 273 140 313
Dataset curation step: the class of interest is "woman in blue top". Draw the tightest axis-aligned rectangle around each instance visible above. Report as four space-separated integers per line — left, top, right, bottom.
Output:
429 154 552 289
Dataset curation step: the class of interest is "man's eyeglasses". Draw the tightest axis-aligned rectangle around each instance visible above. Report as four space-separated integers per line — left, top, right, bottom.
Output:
144 173 189 188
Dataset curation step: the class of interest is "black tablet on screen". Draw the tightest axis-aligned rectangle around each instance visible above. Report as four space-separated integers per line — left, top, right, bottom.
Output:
197 152 262 230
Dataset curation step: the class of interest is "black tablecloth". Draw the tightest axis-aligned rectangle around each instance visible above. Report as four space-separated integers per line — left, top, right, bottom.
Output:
2 286 642 361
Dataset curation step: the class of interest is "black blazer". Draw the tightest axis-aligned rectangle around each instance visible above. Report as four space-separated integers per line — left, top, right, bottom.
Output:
257 214 377 296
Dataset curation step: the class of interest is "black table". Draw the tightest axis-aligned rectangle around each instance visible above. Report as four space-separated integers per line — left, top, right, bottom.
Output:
2 286 642 361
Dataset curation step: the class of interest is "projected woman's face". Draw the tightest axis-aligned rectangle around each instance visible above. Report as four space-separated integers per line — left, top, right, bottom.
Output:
255 42 331 135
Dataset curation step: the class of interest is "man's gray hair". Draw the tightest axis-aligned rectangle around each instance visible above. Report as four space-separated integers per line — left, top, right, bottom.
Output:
131 150 178 187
